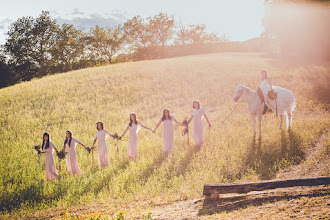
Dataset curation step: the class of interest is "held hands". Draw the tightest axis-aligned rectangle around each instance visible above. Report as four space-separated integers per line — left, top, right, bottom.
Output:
112 133 122 141
86 146 93 153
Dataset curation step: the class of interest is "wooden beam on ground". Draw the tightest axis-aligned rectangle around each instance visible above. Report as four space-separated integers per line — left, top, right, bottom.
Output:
203 176 330 196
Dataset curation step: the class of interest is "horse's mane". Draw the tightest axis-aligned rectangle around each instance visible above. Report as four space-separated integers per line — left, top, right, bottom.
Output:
242 85 256 93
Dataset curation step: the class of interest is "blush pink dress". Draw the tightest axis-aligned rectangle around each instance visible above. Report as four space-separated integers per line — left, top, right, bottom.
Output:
127 122 141 158
162 116 175 154
95 129 111 168
64 138 81 175
192 109 205 146
43 141 59 180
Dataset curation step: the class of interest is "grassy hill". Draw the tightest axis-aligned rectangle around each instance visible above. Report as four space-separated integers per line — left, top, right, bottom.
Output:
0 52 329 218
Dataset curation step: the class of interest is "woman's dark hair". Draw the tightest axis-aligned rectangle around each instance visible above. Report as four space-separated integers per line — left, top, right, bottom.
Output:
42 132 50 150
96 121 104 131
193 100 200 109
161 108 172 121
64 130 72 147
129 113 138 127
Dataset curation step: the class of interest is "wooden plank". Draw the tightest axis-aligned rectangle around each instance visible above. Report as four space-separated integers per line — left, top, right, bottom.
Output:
203 176 330 195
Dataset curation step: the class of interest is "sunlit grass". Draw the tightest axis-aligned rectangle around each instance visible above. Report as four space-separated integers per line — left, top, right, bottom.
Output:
0 52 329 217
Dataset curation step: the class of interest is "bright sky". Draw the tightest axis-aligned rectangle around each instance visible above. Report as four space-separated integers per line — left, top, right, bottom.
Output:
0 0 265 44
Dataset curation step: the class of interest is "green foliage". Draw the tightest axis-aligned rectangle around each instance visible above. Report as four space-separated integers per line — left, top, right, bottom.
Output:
87 25 126 64
1 11 224 88
0 53 329 217
4 11 59 78
0 55 15 88
114 211 125 220
142 212 153 219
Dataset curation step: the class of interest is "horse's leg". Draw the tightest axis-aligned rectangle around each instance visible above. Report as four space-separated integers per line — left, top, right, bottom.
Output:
251 113 256 135
257 113 262 138
279 115 283 130
287 112 292 130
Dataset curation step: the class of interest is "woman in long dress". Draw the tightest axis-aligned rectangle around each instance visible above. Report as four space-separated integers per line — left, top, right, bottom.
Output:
91 121 113 168
153 109 184 155
62 130 88 175
40 132 59 180
120 113 152 160
257 70 276 113
187 101 211 148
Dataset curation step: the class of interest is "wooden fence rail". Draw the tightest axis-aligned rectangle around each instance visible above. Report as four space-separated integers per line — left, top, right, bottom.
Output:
203 176 330 196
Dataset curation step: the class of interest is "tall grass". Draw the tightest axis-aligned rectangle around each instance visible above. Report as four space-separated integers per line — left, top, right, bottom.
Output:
0 53 329 215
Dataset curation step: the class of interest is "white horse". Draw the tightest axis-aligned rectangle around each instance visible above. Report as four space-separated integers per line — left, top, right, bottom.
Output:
233 84 296 136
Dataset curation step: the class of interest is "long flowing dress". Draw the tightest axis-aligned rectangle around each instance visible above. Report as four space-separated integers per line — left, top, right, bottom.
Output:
259 79 276 112
65 138 81 175
127 122 141 158
192 109 205 146
95 129 111 167
162 116 175 154
43 141 59 180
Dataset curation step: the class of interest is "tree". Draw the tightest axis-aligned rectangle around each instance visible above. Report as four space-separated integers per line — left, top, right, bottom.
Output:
218 33 230 42
263 0 330 61
123 16 152 59
32 11 59 75
175 21 189 45
4 11 58 80
148 13 175 47
4 16 37 81
50 24 85 72
186 24 219 45
88 25 125 64
0 54 15 88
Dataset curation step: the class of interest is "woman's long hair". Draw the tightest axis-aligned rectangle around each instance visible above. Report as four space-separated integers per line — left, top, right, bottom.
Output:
96 121 104 131
42 132 50 150
129 113 138 127
193 100 200 109
161 108 172 121
64 130 72 147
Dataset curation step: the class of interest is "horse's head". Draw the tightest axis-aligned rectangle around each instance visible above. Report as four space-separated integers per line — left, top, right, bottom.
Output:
233 84 244 103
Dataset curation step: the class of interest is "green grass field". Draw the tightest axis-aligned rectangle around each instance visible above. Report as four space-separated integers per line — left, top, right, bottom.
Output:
0 52 329 218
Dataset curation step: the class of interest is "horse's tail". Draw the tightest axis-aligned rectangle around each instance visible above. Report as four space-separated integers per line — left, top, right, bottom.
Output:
286 102 294 129
289 94 296 112
286 94 295 129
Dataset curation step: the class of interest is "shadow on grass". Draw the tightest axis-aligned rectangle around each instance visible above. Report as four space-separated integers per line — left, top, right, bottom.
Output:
313 86 330 108
123 152 167 192
123 144 203 191
0 180 46 213
89 158 130 196
245 130 305 180
166 144 202 179
198 187 330 216
0 157 131 213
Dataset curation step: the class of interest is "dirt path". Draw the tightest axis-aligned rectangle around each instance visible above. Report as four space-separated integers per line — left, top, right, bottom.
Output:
276 131 329 179
138 131 330 219
141 186 330 219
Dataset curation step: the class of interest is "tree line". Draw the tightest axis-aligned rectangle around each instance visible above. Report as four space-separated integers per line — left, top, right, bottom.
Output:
0 11 227 88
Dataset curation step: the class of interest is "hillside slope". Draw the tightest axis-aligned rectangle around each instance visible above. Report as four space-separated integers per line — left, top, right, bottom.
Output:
0 52 329 218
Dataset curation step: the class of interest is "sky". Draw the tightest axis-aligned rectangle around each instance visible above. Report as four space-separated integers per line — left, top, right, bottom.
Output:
0 0 265 45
